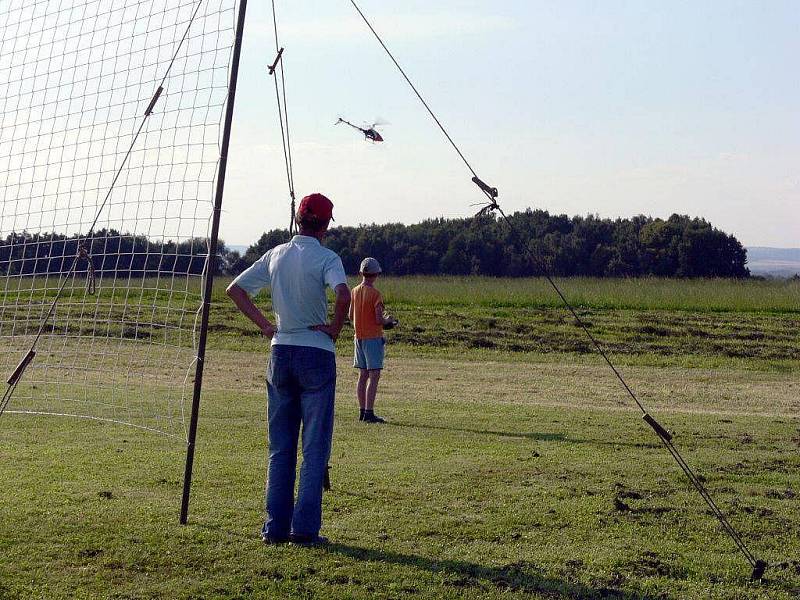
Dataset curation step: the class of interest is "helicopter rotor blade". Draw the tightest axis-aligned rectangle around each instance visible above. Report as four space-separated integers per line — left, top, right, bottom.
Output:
335 118 360 131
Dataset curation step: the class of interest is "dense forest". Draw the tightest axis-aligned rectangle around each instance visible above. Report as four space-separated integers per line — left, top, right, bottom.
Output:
0 229 212 277
234 211 749 278
1 211 749 279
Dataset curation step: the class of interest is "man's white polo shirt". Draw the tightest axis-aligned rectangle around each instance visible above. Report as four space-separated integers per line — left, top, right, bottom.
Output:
231 235 347 353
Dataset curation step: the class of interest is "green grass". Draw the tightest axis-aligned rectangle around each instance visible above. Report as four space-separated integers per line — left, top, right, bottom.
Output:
3 277 799 360
372 276 800 313
1 353 799 599
4 275 799 313
1 276 799 598
204 277 800 368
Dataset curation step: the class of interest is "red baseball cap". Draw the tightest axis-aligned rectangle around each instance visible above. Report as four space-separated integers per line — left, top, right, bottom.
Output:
297 193 334 222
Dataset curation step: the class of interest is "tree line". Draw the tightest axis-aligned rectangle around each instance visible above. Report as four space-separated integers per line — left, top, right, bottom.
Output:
0 229 214 277
233 211 749 278
1 211 749 279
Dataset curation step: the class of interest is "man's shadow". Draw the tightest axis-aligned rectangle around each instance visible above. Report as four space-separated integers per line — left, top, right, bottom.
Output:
325 542 662 599
386 421 659 449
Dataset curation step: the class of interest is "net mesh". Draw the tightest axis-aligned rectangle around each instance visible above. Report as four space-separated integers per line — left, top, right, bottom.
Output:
0 0 238 439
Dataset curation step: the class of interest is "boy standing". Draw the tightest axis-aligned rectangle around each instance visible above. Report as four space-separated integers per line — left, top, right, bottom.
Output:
349 257 396 423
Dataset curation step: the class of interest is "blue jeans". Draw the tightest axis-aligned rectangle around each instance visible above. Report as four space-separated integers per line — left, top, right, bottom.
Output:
263 345 336 539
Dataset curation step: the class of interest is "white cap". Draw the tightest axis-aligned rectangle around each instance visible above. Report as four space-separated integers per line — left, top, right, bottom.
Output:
359 257 382 275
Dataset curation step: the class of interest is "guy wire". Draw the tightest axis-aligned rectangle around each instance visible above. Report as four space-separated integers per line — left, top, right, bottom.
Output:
348 0 763 573
270 0 296 236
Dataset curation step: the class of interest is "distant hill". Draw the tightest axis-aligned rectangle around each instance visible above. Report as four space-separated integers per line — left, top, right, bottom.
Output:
747 247 800 277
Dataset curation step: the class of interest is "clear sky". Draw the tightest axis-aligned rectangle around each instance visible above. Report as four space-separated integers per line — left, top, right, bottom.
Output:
221 0 799 248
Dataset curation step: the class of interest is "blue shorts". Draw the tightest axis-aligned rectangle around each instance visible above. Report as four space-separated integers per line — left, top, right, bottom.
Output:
353 337 385 370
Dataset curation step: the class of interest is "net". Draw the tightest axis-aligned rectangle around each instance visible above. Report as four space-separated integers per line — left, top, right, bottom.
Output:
0 0 238 439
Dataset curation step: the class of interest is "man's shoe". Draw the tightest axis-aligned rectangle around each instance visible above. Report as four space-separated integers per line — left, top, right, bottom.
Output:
261 532 289 545
289 533 329 546
364 413 386 424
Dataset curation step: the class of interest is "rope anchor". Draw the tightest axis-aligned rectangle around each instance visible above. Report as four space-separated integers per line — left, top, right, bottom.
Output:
78 245 97 295
267 47 284 75
7 350 36 386
471 177 499 216
144 85 164 117
472 175 498 199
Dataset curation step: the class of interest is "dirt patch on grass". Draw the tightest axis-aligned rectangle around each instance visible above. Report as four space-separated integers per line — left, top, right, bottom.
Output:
765 489 796 500
77 548 103 559
622 551 688 579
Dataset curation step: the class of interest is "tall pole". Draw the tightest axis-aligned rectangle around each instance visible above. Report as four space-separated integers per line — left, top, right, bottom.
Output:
180 0 248 525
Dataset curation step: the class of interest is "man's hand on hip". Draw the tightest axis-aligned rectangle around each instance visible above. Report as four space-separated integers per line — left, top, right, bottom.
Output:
261 323 276 339
309 323 340 341
308 283 350 342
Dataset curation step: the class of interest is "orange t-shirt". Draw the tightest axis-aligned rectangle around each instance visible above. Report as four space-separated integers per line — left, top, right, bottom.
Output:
351 283 383 340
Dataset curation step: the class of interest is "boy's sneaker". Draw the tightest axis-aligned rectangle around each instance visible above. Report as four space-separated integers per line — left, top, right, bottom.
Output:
289 533 329 546
363 413 386 424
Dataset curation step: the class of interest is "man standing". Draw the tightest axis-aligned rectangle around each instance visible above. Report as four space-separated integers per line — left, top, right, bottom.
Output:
226 193 350 545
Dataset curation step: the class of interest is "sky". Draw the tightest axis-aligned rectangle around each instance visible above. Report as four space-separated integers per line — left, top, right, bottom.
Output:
220 0 800 248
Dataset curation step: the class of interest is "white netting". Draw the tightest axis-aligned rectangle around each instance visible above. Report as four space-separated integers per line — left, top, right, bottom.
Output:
0 0 238 439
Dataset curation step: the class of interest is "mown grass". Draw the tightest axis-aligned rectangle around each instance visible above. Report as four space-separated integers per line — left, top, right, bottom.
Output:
204 277 800 369
1 276 799 599
4 274 798 313
372 276 800 313
8 275 799 372
1 352 799 599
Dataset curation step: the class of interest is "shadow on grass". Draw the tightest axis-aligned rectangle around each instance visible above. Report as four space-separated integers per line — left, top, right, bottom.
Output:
325 542 665 599
195 521 257 544
387 420 659 449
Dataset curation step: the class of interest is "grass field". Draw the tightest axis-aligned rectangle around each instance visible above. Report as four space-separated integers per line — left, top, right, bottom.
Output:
1 277 799 599
210 276 800 368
